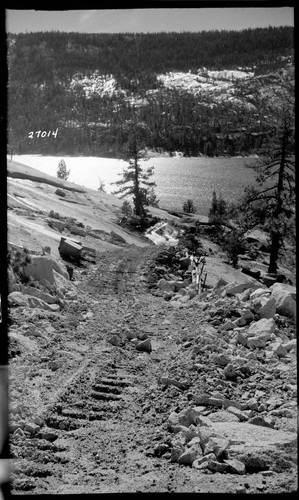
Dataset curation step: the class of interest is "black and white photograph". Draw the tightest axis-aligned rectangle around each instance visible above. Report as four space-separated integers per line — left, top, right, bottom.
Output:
3 2 297 496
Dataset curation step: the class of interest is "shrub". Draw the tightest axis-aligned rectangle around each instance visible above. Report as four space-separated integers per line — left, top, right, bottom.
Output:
183 199 196 214
49 210 60 219
121 200 133 216
225 230 246 268
97 178 106 192
208 191 228 225
140 187 159 207
57 159 70 180
8 247 31 284
178 225 203 254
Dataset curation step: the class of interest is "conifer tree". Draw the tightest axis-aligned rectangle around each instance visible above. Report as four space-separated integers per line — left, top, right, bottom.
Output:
57 159 70 180
112 123 157 217
183 199 196 214
208 191 227 225
237 79 295 274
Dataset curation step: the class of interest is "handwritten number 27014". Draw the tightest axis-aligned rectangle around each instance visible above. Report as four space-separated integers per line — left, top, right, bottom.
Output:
28 128 58 139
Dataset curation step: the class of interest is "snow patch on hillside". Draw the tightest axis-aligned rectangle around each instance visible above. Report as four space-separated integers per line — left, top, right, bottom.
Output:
69 71 123 98
67 68 255 101
157 69 254 97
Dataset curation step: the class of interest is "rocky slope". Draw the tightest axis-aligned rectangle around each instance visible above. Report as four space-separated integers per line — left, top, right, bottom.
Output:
4 162 297 494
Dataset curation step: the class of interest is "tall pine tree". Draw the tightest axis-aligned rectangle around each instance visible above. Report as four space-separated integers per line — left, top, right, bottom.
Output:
112 122 157 217
238 79 295 273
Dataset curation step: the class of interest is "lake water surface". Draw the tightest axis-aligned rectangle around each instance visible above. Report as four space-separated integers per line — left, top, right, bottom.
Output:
13 155 257 216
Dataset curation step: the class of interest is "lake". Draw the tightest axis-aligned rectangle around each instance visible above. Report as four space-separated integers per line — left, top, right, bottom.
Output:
13 155 258 216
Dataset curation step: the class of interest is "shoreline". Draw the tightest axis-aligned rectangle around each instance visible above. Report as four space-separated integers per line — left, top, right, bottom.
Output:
8 152 260 161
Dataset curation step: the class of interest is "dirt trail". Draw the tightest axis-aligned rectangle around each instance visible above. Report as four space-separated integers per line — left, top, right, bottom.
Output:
9 244 297 494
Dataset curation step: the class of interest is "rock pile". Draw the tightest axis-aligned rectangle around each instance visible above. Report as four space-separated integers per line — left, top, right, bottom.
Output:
156 262 296 320
166 405 296 473
161 277 296 474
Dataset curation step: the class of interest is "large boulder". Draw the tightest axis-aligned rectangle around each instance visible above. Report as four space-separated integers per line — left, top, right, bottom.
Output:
270 283 296 319
20 285 57 304
24 255 69 285
8 291 29 307
247 317 276 337
210 421 296 451
224 281 260 296
246 317 276 349
53 270 77 297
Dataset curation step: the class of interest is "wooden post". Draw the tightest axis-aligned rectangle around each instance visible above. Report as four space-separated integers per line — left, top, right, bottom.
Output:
197 258 206 295
202 272 207 290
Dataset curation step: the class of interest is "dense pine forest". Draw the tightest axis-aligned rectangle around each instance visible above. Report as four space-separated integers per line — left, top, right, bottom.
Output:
7 27 294 157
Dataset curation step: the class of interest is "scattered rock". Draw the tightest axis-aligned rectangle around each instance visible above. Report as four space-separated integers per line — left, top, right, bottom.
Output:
223 363 236 380
208 410 239 423
223 458 246 475
247 317 276 337
204 436 230 458
226 406 249 422
208 460 230 473
192 452 217 469
55 188 67 197
138 332 149 340
136 339 152 353
249 288 270 300
108 335 121 346
258 297 276 319
213 353 231 367
24 422 40 434
178 443 203 465
161 377 189 390
248 415 275 428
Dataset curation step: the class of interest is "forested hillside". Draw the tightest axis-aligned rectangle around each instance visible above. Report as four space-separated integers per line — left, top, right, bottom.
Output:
7 27 294 157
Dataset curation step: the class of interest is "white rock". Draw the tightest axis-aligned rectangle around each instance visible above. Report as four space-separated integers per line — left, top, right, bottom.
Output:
250 288 271 300
268 342 287 358
247 335 270 349
208 410 239 423
235 288 252 302
220 320 235 331
27 295 59 311
226 406 249 422
223 458 246 475
233 316 247 327
24 254 69 284
282 339 296 352
204 436 230 458
8 291 29 307
270 283 296 319
21 285 57 304
192 452 216 469
211 421 296 454
247 318 276 337
258 297 276 318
